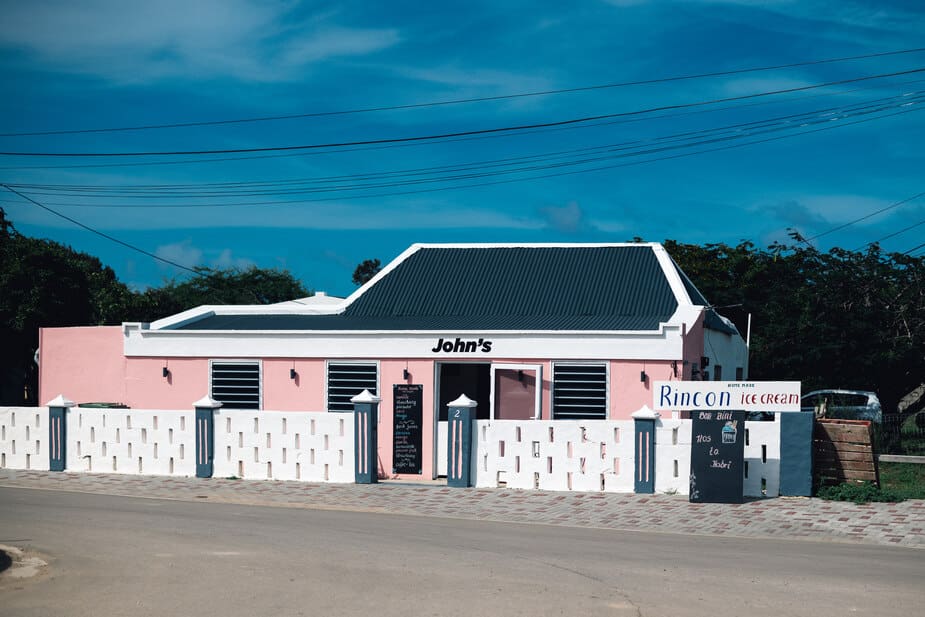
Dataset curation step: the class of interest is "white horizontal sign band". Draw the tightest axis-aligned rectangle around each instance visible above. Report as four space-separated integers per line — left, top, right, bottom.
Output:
653 381 802 412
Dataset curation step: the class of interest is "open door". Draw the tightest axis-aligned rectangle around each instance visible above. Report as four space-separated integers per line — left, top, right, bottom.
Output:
490 363 542 420
435 363 490 477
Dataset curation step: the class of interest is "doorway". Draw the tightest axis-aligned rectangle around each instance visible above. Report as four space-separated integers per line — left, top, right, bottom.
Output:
435 362 490 477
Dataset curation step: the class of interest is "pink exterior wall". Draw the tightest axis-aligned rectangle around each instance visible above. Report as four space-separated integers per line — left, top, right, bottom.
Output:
39 326 126 405
683 312 706 379
124 357 210 409
610 360 677 419
377 359 436 479
263 359 327 411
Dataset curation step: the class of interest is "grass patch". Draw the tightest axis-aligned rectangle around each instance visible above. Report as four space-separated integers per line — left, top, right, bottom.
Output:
816 482 904 504
879 462 925 500
816 463 925 503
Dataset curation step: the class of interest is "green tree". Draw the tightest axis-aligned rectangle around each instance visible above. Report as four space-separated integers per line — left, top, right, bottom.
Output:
352 258 381 286
132 266 309 323
665 237 925 414
0 209 135 404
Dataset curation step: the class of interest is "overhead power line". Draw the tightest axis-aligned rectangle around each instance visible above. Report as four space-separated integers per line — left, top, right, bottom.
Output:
3 47 924 139
902 240 925 255
4 76 924 172
2 67 923 158
7 92 921 200
0 184 199 274
807 190 925 241
856 218 925 250
4 102 920 209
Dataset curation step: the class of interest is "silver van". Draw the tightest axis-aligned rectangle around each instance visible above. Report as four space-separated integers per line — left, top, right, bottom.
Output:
801 389 882 424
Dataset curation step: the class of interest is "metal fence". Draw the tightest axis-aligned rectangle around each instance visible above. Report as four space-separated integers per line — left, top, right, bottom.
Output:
877 413 925 456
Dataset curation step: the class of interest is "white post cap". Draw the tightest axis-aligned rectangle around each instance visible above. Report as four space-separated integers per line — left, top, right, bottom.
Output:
448 394 478 408
631 405 660 420
45 394 76 408
350 389 381 404
193 396 223 409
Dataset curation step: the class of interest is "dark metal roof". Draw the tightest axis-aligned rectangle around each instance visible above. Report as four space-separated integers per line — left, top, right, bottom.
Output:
175 246 690 332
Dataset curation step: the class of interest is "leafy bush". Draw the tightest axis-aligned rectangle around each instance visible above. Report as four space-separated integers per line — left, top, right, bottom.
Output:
816 481 905 504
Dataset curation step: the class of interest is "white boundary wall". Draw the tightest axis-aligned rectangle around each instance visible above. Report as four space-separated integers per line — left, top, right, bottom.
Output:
0 407 49 471
68 408 196 476
213 409 354 483
654 418 692 495
473 417 781 496
743 415 781 497
0 406 353 484
3 407 779 495
474 420 636 492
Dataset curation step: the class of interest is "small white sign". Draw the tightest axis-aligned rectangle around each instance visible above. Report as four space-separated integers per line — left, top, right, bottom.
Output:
653 381 802 412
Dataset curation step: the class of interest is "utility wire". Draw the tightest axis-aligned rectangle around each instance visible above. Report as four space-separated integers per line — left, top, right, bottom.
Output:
4 46 924 138
5 76 924 172
806 190 925 241
855 218 925 251
0 184 199 274
2 68 923 157
16 91 918 193
902 241 925 255
8 94 920 200
6 104 920 210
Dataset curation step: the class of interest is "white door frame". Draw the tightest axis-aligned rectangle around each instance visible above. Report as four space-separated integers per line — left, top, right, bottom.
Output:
489 363 543 420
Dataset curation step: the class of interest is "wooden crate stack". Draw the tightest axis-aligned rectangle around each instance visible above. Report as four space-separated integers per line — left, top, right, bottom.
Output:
813 419 879 487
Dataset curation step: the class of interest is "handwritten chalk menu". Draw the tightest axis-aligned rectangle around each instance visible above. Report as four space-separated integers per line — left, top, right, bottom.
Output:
392 384 423 475
689 410 746 503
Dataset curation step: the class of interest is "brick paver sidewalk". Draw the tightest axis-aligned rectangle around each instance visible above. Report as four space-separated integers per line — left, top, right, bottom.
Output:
2 469 923 548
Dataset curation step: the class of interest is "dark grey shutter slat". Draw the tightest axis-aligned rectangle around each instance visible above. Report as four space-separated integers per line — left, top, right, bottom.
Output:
212 362 261 409
553 364 607 420
327 363 378 412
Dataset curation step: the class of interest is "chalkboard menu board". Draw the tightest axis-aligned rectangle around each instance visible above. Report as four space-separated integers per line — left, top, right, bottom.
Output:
392 384 423 475
689 410 746 503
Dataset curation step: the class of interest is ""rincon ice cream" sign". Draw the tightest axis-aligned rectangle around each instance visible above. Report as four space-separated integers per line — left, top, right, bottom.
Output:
653 381 801 412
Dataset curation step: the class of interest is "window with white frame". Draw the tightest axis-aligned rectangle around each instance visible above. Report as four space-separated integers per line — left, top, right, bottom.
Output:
552 363 608 420
327 362 378 412
210 361 261 410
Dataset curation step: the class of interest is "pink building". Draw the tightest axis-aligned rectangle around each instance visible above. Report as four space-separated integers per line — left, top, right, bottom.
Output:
40 243 748 479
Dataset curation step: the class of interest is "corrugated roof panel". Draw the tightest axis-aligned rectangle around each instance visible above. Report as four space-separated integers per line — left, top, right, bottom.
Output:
346 246 677 323
175 245 692 332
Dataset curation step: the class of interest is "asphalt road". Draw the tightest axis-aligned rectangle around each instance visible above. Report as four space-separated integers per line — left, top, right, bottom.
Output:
1 487 922 617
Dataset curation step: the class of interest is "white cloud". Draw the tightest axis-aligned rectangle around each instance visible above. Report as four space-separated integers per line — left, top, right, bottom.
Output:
212 248 255 270
280 27 400 66
0 0 401 83
155 239 202 269
393 65 553 99
694 0 925 41
539 201 589 233
720 77 816 97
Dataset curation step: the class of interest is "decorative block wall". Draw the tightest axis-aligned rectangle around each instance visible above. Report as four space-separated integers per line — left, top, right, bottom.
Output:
2 405 784 496
654 418 692 494
474 420 636 492
212 410 354 483
0 407 49 471
67 408 196 476
472 417 782 496
743 415 781 497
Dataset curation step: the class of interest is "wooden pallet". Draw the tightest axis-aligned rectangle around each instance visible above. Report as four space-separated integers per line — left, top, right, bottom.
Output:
813 419 879 486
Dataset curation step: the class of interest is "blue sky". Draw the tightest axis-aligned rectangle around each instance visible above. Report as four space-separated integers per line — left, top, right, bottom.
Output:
1 0 923 297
